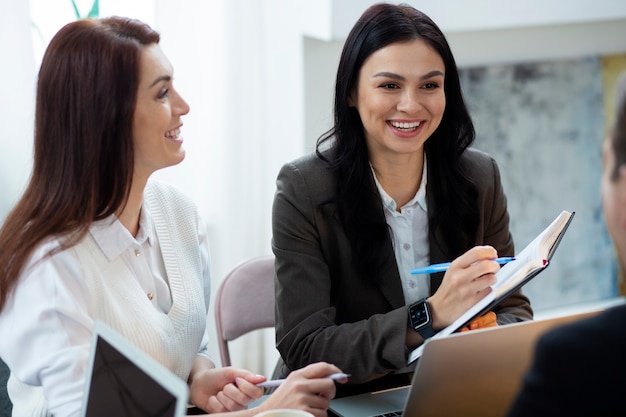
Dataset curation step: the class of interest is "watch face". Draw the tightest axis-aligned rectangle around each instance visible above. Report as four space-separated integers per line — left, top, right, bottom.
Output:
410 301 430 328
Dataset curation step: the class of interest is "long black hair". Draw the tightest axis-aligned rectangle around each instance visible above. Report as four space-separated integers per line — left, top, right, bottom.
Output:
316 3 478 283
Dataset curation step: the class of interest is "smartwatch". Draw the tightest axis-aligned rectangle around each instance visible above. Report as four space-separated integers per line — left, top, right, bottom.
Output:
408 297 436 339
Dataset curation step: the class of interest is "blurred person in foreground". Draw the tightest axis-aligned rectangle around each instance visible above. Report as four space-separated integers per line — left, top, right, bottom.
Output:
505 72 626 417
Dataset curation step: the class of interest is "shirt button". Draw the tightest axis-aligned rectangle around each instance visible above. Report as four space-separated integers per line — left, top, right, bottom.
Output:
403 243 411 250
135 249 140 257
147 293 153 300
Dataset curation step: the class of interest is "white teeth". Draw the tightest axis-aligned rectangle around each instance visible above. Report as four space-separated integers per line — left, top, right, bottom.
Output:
165 128 180 138
390 121 420 130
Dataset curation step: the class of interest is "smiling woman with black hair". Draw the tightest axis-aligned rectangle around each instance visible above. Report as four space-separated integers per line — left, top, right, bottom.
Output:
271 2 533 398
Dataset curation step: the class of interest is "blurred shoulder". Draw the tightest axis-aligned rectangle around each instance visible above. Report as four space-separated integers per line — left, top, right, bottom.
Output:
541 304 626 347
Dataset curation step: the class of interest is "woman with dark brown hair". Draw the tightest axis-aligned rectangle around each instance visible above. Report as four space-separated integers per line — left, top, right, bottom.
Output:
0 16 343 417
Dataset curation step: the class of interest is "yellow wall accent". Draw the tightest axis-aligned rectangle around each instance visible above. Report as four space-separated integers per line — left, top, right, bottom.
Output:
601 54 626 295
602 54 626 137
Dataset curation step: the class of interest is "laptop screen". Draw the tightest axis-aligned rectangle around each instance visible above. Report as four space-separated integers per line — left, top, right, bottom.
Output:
329 309 602 417
81 321 189 417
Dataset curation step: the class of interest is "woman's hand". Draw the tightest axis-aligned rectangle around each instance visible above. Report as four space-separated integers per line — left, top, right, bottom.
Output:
188 358 266 413
253 362 347 417
428 246 503 329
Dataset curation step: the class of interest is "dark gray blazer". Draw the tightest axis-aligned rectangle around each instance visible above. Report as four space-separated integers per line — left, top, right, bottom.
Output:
271 148 533 397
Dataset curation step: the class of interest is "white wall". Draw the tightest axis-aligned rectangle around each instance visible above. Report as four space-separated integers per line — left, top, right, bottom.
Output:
0 0 35 219
314 0 626 40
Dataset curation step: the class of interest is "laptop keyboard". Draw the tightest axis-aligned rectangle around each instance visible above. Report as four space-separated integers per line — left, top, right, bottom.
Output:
371 411 403 417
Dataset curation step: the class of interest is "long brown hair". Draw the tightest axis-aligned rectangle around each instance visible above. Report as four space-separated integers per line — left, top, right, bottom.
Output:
0 16 160 311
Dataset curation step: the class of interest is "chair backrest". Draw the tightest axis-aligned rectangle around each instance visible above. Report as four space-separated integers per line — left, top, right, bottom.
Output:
0 357 12 417
214 254 276 367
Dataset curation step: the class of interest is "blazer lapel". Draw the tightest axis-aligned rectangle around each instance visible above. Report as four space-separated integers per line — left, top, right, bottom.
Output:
427 191 448 294
378 237 406 308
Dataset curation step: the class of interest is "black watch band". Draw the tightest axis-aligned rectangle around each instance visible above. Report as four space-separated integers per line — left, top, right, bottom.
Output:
416 322 436 339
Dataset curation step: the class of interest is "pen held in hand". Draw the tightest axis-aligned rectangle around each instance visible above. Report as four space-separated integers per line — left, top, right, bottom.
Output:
410 256 516 275
255 372 350 388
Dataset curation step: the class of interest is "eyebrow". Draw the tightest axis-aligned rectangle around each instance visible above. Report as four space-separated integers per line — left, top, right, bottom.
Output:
149 75 171 88
373 70 444 81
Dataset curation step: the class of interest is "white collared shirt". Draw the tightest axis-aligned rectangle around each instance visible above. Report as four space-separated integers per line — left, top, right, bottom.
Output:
372 158 430 305
91 206 173 313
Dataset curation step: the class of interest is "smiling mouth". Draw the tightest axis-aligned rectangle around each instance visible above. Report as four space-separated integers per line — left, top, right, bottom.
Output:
165 128 181 139
390 121 421 131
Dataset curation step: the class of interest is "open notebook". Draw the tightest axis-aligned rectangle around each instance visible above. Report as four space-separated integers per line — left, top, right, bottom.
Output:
329 309 600 417
80 321 190 417
408 210 575 363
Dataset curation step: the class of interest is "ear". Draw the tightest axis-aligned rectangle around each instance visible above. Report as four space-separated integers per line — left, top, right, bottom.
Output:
618 165 626 229
619 164 626 185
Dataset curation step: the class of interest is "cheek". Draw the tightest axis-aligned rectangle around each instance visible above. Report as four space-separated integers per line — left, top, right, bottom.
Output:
132 108 151 138
430 94 446 118
355 88 388 116
601 185 613 229
603 180 626 236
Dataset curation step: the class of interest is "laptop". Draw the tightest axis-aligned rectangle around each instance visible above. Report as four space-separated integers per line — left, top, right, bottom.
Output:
80 320 190 417
329 309 601 417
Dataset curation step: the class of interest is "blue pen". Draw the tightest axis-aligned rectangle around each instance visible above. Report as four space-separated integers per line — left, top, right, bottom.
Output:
410 256 516 275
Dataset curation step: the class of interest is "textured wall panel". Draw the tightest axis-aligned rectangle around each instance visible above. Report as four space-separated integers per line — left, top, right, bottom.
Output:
460 56 617 311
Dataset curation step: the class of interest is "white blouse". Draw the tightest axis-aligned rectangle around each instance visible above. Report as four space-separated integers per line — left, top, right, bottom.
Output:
372 158 430 305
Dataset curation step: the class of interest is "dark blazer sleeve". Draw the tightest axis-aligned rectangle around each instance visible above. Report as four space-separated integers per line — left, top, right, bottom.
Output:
505 305 626 417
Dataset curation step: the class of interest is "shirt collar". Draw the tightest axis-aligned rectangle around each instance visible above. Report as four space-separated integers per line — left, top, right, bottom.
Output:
89 202 155 261
137 203 155 245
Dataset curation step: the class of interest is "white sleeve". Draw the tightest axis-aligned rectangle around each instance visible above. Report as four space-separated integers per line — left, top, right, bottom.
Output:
0 242 94 417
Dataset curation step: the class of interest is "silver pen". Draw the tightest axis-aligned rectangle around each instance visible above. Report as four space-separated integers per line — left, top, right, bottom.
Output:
256 372 350 388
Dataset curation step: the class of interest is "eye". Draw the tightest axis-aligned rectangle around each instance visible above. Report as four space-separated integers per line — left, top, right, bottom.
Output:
421 82 440 90
380 82 399 90
157 87 169 99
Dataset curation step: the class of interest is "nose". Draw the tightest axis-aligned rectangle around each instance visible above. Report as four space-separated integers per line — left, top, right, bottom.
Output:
397 89 422 114
174 90 190 116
